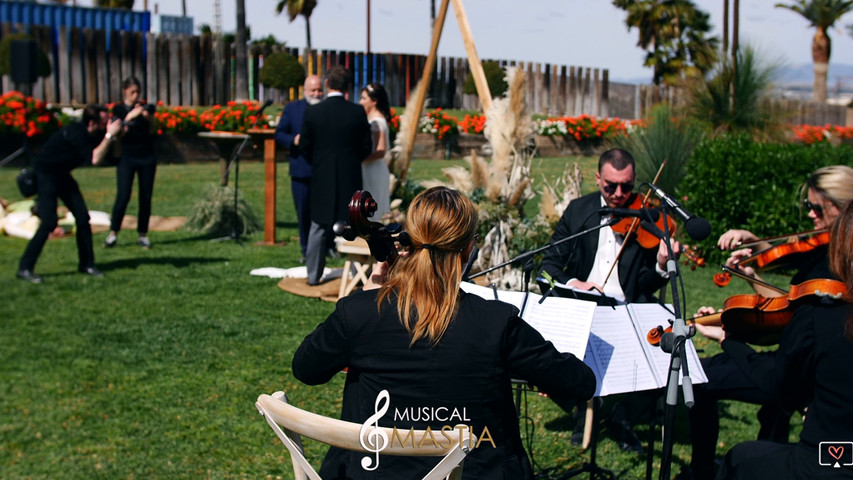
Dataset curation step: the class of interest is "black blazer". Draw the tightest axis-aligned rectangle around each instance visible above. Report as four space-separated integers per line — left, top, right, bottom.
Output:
299 95 373 225
293 289 596 479
538 191 668 303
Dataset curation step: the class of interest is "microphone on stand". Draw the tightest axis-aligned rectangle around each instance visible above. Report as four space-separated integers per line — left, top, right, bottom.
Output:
646 184 711 240
257 98 273 114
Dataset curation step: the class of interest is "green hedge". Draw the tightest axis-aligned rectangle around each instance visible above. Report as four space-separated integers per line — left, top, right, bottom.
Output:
677 135 853 264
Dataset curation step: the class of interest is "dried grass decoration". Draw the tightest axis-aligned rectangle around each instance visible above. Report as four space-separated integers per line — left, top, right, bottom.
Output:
184 184 261 237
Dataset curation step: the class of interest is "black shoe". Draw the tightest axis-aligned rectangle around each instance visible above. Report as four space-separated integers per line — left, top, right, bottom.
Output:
608 419 644 454
16 269 43 284
78 266 105 277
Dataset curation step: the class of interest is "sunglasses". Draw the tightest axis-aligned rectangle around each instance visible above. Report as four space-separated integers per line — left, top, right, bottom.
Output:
602 181 634 195
803 198 824 217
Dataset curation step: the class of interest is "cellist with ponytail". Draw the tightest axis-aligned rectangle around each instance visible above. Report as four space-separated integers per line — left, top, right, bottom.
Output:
292 186 596 480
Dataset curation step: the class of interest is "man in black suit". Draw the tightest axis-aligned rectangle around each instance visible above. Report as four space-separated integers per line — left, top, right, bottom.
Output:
300 65 372 285
538 148 681 452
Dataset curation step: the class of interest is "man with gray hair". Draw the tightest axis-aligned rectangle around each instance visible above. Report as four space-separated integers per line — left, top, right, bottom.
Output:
275 74 323 261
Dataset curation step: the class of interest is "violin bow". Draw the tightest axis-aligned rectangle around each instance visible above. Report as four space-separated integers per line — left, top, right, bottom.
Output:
735 228 827 250
720 264 788 295
602 161 667 287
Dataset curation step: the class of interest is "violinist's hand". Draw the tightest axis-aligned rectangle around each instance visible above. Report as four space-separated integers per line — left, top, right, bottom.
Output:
725 248 755 277
364 261 390 290
694 320 726 344
568 279 604 293
717 229 758 251
656 238 681 270
695 306 717 317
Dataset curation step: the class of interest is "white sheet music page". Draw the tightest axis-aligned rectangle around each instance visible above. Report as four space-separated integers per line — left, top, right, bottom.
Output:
626 303 709 385
519 296 595 359
459 283 594 359
584 306 660 396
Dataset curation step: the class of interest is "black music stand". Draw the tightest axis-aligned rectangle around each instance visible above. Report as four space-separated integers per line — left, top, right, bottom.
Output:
209 101 272 245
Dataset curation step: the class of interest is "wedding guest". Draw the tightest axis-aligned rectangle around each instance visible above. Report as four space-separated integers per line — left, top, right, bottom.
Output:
104 77 158 249
275 74 324 261
358 82 392 219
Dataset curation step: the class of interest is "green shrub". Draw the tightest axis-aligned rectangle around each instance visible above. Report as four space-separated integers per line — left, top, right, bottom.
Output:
463 60 508 97
259 51 305 91
677 135 853 263
0 34 51 79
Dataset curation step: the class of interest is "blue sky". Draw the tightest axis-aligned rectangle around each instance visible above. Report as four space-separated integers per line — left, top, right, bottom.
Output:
145 0 853 83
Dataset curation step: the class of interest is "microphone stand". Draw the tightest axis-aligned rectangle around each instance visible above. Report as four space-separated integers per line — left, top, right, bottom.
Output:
212 101 271 245
640 206 696 480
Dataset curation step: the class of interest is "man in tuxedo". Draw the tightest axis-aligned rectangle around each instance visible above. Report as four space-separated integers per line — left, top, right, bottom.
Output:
538 148 681 452
300 65 372 285
274 74 323 261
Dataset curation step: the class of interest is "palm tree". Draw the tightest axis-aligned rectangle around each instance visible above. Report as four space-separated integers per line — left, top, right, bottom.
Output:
275 0 317 54
613 0 718 87
775 0 853 102
234 0 249 100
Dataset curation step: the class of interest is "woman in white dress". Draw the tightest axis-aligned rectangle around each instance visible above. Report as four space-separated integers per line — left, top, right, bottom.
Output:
358 83 392 219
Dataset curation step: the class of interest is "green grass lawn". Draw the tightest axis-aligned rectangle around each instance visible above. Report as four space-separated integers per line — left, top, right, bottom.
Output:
0 157 796 479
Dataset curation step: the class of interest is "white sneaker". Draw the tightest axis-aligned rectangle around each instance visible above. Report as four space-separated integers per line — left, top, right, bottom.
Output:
137 236 152 249
103 233 117 248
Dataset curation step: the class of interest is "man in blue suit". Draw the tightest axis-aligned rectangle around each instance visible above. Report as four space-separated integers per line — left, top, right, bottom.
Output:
274 75 323 261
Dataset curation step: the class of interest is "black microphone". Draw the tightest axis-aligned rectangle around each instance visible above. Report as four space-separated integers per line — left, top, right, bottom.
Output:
599 207 661 222
257 99 273 114
646 184 711 240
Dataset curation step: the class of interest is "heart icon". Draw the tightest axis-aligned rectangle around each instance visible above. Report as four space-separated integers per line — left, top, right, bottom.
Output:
829 445 844 460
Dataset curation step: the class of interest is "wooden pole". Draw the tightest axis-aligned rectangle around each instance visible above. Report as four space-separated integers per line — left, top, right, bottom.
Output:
398 0 450 179
449 0 492 112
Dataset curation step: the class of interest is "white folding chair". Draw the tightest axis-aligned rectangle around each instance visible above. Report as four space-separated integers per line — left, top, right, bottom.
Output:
256 391 476 480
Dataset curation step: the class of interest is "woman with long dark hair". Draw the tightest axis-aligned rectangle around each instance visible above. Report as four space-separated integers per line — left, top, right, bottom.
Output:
104 77 158 249
292 186 596 479
358 82 392 218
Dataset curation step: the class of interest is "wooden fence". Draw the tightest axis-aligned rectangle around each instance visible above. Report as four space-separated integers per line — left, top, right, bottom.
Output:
0 21 848 126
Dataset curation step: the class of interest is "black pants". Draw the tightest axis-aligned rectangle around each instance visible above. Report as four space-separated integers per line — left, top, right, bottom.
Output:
689 352 792 480
291 176 310 255
19 171 95 272
109 155 156 234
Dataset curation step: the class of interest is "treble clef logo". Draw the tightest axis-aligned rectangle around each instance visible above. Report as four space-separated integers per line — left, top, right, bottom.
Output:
359 389 390 471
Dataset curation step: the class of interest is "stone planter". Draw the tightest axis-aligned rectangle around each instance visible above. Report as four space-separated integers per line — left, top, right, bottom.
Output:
411 132 490 159
534 135 606 157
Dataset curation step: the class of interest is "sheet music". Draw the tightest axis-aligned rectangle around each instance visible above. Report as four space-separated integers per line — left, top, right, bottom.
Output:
520 295 595 359
626 303 709 385
460 283 594 359
584 306 661 396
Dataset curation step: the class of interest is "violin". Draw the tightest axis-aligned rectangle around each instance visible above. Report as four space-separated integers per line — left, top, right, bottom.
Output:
713 229 828 287
682 245 705 270
739 231 829 270
609 193 677 249
691 278 847 345
332 190 408 264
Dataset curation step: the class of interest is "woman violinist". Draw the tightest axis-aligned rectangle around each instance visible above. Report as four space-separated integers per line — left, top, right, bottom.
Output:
716 199 853 480
715 165 853 297
682 165 853 480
